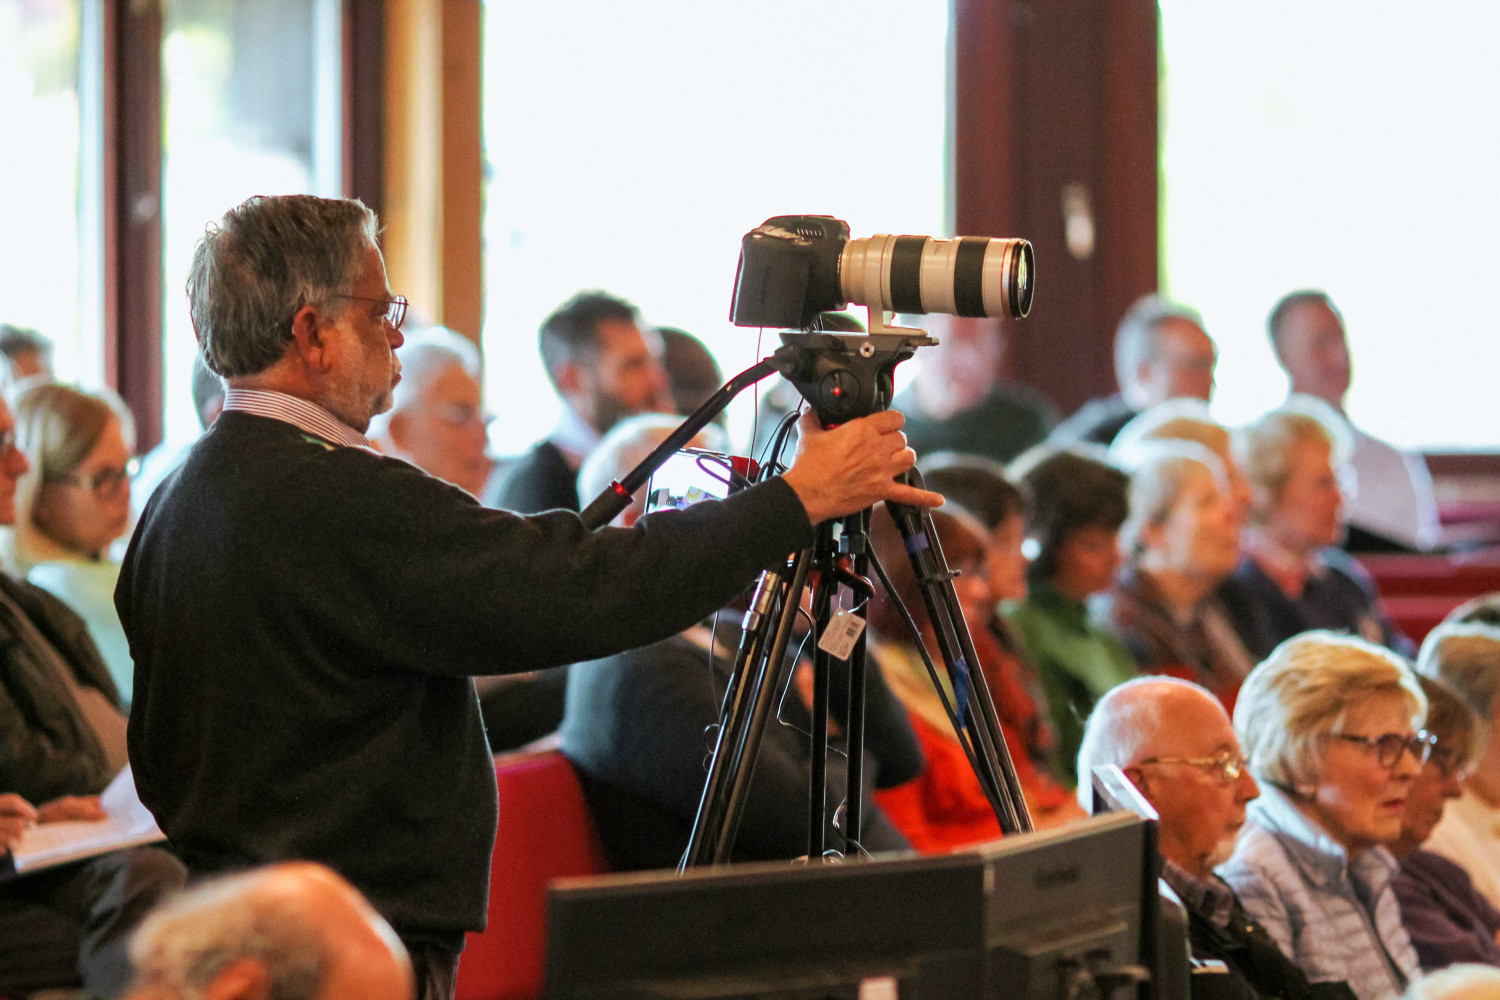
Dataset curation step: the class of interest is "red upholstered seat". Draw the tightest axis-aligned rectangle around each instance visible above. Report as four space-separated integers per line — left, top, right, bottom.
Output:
454 750 609 1000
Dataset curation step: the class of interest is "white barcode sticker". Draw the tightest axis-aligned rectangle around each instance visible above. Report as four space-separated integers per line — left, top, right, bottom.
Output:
817 608 866 660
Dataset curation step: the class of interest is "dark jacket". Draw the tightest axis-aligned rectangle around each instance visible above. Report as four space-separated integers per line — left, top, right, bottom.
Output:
0 574 120 803
117 411 813 947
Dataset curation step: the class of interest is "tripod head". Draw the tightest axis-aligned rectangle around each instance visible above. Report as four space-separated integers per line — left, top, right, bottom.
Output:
771 329 933 426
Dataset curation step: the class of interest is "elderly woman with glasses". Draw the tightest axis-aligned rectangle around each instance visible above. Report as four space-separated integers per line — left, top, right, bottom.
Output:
4 383 137 703
1388 674 1500 971
1220 631 1431 1000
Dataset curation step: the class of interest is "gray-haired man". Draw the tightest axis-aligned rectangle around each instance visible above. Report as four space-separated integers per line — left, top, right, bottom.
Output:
117 194 940 999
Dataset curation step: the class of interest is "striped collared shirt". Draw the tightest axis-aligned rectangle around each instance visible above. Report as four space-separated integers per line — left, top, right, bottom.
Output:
221 388 374 450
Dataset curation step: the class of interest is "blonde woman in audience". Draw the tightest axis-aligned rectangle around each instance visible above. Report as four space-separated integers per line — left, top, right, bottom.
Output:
1223 398 1411 660
1416 622 1500 910
6 383 136 703
1098 442 1255 711
1222 631 1429 999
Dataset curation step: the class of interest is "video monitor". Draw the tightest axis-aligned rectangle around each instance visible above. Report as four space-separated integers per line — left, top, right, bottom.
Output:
976 811 1159 1000
543 851 988 1000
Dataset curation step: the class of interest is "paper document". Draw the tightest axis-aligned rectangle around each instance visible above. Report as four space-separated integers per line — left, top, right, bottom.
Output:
8 765 166 873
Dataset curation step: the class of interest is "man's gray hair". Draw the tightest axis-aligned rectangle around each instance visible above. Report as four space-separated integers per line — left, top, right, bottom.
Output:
187 195 379 379
1116 440 1227 560
128 869 330 1000
1113 294 1205 391
1076 676 1209 809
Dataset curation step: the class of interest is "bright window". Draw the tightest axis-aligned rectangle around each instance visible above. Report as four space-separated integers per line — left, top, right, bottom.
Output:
1161 2 1500 449
481 0 950 453
0 0 99 385
158 0 342 447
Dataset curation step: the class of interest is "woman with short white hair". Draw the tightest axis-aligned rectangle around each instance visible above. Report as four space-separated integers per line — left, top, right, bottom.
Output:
1220 631 1431 999
1222 399 1411 660
1098 442 1254 709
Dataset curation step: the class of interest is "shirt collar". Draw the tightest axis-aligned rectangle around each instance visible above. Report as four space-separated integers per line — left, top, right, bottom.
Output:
1160 858 1236 928
549 406 601 466
222 388 374 450
1245 783 1400 889
1244 530 1326 599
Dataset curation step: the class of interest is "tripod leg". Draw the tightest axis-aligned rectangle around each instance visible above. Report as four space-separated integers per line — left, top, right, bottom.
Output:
712 551 812 864
681 561 791 869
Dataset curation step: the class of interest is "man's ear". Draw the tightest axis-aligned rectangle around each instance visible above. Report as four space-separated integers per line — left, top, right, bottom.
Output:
205 958 272 1000
1121 764 1151 798
290 304 333 372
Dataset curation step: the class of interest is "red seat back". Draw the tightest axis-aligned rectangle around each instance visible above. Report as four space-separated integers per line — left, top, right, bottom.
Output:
454 750 609 1000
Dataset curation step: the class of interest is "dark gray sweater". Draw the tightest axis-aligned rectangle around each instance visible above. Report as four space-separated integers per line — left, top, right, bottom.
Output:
116 411 812 947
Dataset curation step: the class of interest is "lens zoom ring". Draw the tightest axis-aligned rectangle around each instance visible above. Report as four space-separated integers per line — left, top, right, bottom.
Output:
888 236 927 314
953 238 990 317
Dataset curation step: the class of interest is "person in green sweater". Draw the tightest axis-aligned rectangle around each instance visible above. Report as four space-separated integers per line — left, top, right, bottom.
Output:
1005 448 1137 782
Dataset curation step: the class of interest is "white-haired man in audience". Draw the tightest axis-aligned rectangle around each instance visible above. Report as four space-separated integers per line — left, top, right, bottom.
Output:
126 862 413 1000
370 327 492 498
1049 294 1217 448
1077 676 1353 1000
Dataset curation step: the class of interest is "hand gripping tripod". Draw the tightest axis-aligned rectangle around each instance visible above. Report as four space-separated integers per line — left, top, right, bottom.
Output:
579 325 1032 868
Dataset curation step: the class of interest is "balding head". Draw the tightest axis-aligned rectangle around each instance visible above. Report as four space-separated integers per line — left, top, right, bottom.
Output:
127 862 414 1000
1078 678 1258 879
370 328 492 497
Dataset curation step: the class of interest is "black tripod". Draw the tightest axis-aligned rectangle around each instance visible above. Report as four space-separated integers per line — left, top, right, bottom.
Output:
579 329 1033 868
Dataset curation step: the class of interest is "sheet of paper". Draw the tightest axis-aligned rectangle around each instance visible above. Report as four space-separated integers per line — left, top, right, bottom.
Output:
10 765 166 873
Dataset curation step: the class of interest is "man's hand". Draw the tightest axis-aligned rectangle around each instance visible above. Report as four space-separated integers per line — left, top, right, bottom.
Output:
0 793 38 852
36 795 106 824
781 410 943 525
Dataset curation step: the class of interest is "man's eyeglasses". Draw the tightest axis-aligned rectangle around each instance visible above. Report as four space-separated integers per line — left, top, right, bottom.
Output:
1136 750 1250 786
1428 741 1471 780
333 293 408 330
1329 730 1436 769
46 458 140 500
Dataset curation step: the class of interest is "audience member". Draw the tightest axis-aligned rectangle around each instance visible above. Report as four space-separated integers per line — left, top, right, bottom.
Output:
1389 675 1500 971
1416 623 1500 910
1099 442 1255 709
0 323 54 390
911 453 1078 797
2 792 184 1000
1224 400 1411 660
865 505 1077 848
1222 632 1427 999
0 390 185 998
1049 295 1216 448
891 313 1058 464
560 417 920 868
654 326 724 421
478 413 727 754
125 862 413 1000
1076 676 1354 1000
483 291 670 513
119 194 939 999
1005 449 1137 778
132 354 225 518
369 327 492 498
1268 290 1441 552
6 383 136 701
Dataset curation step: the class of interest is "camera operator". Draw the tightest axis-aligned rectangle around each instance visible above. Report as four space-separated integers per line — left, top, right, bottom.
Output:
116 194 942 1000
